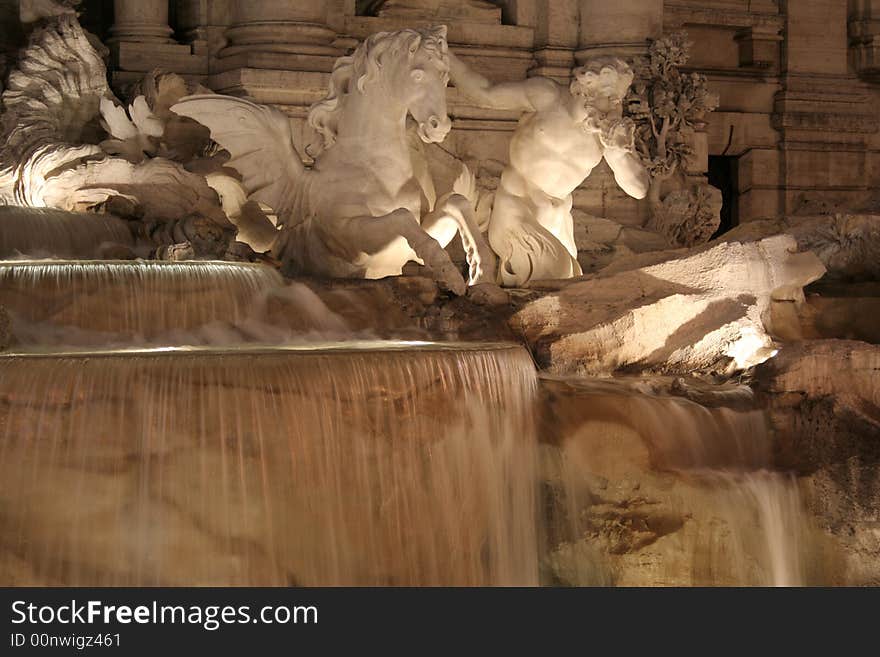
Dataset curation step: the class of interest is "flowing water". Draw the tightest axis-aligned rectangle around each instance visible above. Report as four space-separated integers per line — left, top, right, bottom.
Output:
0 206 133 258
542 377 818 586
0 260 298 346
0 344 539 586
0 251 822 586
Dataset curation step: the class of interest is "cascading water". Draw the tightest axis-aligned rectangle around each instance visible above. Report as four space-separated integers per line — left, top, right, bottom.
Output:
0 206 134 259
0 260 294 346
0 344 539 586
0 250 823 587
541 377 822 587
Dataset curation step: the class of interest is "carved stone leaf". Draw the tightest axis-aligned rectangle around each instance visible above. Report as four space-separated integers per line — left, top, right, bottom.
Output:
99 97 139 141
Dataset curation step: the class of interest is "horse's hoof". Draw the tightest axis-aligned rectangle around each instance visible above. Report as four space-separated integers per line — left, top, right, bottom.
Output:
436 264 467 296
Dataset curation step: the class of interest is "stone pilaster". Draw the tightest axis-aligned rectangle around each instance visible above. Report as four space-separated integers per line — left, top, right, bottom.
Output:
849 0 880 76
530 0 578 83
206 0 341 114
772 0 878 216
575 0 663 63
175 0 232 58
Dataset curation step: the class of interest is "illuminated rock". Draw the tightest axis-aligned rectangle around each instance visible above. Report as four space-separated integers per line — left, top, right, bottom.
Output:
720 213 880 282
510 234 826 376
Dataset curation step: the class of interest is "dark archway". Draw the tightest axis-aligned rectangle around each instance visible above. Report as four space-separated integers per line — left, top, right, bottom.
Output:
708 154 739 238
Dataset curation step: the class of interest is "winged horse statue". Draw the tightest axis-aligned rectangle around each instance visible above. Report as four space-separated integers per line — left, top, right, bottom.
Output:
172 25 493 295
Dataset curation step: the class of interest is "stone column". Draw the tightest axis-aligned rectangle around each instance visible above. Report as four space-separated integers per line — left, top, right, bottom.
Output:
576 0 662 63
108 0 208 89
216 0 339 73
571 0 663 228
175 0 232 58
849 0 880 74
108 0 174 44
530 0 578 83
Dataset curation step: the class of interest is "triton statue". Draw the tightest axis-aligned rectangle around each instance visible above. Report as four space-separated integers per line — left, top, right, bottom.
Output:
447 51 650 286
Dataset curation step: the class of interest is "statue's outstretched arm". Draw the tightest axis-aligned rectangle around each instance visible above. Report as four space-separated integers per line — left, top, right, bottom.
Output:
604 148 650 200
448 50 559 112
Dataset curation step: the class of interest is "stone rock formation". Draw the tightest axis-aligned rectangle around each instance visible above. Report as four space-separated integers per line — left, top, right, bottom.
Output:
720 213 880 282
509 235 826 376
538 376 835 586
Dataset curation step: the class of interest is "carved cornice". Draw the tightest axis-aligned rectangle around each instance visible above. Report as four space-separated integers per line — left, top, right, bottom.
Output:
663 1 783 32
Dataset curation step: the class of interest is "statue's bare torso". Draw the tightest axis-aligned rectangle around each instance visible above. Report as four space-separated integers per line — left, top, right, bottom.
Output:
508 106 604 201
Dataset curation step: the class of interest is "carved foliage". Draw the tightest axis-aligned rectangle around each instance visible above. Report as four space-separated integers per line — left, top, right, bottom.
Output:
626 33 718 186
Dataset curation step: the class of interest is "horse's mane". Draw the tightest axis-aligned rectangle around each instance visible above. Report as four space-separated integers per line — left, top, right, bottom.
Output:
307 25 448 155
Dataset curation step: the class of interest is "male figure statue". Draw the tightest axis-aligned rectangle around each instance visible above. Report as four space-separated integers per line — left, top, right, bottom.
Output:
447 52 650 286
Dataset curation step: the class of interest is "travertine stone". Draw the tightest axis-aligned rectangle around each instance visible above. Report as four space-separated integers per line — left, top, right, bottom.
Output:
576 0 663 62
360 0 503 23
509 235 825 376
755 340 880 585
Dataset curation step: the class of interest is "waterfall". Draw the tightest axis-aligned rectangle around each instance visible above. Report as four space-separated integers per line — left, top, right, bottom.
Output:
542 377 818 586
0 344 539 586
0 206 133 259
0 260 290 346
0 240 821 587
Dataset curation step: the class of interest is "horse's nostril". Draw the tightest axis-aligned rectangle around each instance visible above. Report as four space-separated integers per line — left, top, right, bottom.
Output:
430 117 440 129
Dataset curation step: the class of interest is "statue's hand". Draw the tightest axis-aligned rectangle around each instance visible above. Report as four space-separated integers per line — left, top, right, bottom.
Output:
599 118 636 153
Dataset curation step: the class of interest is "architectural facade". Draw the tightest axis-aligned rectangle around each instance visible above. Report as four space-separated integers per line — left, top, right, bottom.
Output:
28 1 880 238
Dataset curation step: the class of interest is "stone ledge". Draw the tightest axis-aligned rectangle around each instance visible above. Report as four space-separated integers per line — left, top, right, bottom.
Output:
343 15 535 50
664 2 783 32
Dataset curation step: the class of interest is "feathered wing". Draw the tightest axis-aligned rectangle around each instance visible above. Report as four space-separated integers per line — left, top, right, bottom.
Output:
170 95 304 223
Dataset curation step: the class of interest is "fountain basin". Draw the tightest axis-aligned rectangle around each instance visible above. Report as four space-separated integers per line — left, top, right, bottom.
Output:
0 260 284 345
0 206 134 259
0 342 539 586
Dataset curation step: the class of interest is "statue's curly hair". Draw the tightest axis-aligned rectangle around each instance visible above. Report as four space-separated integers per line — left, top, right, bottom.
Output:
570 57 634 101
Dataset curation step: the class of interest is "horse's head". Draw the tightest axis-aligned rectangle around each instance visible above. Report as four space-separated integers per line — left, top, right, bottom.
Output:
390 25 452 143
308 25 452 151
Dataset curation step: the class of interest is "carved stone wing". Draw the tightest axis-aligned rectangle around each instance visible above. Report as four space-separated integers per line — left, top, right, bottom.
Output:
171 95 304 222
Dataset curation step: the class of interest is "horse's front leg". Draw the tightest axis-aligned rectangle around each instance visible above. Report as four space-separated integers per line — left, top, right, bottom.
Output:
334 209 467 295
422 193 497 285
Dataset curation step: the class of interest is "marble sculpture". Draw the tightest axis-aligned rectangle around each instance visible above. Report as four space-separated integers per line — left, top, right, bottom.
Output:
173 25 494 295
447 51 650 286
